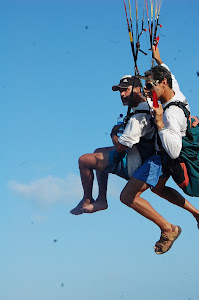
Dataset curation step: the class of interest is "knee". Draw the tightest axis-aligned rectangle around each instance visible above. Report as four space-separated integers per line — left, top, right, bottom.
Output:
94 147 103 154
152 178 168 196
151 185 164 196
78 154 88 167
120 190 134 206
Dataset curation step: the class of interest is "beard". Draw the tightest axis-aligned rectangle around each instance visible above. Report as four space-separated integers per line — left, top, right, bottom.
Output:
121 91 143 107
121 98 129 106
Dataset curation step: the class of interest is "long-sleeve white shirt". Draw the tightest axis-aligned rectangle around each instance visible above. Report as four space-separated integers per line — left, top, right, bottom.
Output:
118 101 154 177
119 101 155 148
162 63 190 110
159 97 187 159
158 64 189 159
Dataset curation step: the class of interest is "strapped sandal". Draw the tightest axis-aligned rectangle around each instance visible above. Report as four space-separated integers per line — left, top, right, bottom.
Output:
154 225 182 255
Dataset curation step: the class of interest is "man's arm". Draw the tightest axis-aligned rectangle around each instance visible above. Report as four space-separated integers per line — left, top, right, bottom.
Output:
152 46 185 99
153 45 180 91
111 113 150 153
118 114 147 148
152 45 163 65
110 125 127 152
153 104 185 159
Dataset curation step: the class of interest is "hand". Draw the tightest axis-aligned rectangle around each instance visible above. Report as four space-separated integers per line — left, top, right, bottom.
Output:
153 103 165 130
111 124 122 133
152 45 163 65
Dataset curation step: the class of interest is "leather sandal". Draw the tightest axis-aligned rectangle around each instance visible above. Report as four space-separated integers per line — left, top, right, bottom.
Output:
154 225 182 255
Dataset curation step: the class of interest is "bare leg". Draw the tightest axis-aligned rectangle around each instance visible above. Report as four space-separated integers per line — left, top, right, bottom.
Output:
120 177 181 253
70 155 95 215
152 177 199 228
70 147 111 215
96 170 109 203
82 147 113 213
82 170 109 213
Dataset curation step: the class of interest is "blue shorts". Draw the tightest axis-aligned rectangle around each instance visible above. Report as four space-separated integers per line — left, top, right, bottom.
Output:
103 150 129 180
132 154 165 188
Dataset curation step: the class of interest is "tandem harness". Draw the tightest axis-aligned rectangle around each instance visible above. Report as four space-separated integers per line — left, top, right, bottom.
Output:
163 101 199 197
112 109 156 180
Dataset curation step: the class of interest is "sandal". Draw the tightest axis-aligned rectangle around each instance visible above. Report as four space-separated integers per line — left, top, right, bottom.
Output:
154 225 182 255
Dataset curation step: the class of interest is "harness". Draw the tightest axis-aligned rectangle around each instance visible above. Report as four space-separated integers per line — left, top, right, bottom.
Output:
162 101 190 175
112 108 156 179
162 101 199 196
163 101 190 134
130 109 156 161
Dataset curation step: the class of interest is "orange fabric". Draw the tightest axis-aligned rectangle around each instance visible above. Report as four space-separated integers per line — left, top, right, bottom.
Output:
191 116 199 128
178 162 189 188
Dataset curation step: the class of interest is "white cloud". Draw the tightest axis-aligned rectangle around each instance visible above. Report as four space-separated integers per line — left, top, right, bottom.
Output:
8 173 125 208
8 174 81 208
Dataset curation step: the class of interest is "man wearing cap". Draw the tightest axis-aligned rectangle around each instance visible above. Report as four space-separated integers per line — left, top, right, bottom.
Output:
70 47 199 255
70 74 156 215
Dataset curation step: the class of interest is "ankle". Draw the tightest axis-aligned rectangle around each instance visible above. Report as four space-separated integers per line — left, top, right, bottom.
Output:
96 198 108 204
161 223 173 235
83 197 94 205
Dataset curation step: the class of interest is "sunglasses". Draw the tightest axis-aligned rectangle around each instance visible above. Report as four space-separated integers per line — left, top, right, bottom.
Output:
145 82 154 90
145 80 160 90
135 75 160 90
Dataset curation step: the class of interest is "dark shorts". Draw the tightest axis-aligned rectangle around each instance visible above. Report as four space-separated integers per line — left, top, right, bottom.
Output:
103 150 129 180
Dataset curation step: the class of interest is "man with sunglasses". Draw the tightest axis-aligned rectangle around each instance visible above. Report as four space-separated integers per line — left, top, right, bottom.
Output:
70 48 199 255
144 45 189 110
119 57 197 254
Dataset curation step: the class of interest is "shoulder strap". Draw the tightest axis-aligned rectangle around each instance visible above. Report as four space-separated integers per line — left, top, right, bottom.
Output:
163 101 190 118
129 109 154 128
130 109 151 117
163 101 192 138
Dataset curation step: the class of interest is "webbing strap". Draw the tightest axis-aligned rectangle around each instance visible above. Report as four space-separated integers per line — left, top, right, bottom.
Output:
163 101 191 137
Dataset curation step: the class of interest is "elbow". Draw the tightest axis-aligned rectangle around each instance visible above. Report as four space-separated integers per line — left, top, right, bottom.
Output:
116 143 126 153
170 153 179 160
165 140 182 160
169 148 181 160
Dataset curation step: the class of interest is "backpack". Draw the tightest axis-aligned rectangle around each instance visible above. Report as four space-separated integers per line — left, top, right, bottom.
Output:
164 101 199 197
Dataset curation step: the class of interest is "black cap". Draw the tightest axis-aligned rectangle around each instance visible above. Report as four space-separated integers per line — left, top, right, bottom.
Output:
112 75 141 91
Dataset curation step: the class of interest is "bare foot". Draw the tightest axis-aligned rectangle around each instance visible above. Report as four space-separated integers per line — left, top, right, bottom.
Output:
82 200 108 214
154 225 182 255
70 198 94 215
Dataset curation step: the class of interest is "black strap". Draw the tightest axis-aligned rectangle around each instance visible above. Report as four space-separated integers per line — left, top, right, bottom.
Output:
124 76 138 129
124 108 152 129
163 101 189 117
130 109 154 127
131 109 151 115
163 101 192 139
123 71 152 129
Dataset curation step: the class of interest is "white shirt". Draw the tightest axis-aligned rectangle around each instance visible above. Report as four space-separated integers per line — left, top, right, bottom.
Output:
162 63 190 111
118 101 155 177
119 101 155 147
156 64 189 159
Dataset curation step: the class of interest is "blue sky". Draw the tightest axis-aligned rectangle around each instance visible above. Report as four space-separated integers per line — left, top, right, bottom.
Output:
1 0 199 299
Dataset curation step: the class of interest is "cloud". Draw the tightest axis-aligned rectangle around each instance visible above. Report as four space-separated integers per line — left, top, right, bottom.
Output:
8 174 81 208
8 173 125 208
